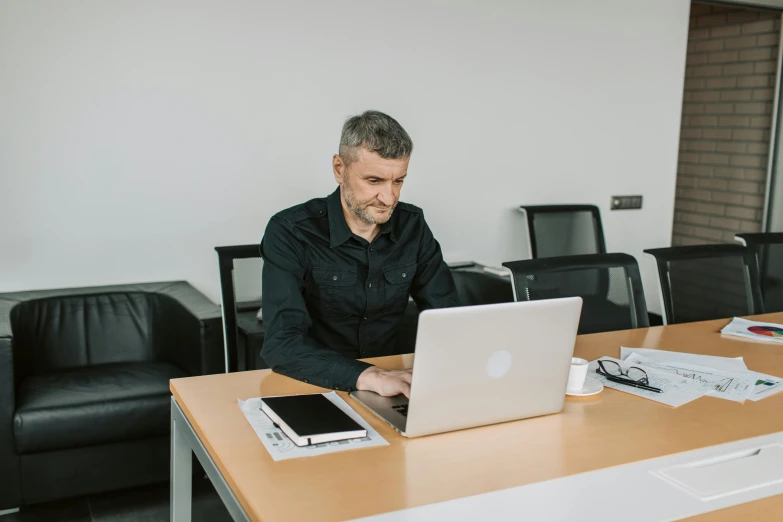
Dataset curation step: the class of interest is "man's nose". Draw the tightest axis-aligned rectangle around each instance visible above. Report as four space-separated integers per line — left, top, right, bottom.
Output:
377 184 395 206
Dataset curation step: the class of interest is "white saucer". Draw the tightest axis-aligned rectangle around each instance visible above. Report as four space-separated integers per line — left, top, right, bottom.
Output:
566 376 604 397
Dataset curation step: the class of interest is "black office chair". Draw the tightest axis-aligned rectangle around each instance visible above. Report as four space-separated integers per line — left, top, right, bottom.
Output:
450 263 515 306
502 253 649 334
736 233 783 313
644 244 764 325
518 205 606 258
215 244 267 372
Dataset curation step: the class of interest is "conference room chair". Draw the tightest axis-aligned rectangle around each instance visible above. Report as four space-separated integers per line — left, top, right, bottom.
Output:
736 232 783 313
518 204 606 259
644 244 764 325
502 253 649 334
215 244 268 372
450 263 515 306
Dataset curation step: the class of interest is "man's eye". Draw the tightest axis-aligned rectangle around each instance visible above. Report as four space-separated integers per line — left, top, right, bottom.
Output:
368 179 379 184
394 179 405 185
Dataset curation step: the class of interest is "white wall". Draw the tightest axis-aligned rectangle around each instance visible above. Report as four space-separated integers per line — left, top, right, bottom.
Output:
0 0 690 313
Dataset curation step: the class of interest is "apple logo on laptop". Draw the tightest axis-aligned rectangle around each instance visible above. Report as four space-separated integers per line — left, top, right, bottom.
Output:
486 350 512 379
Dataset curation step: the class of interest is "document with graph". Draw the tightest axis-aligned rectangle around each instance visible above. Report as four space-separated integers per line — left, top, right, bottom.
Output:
721 317 783 344
589 357 707 407
624 353 755 402
747 372 783 401
620 347 783 402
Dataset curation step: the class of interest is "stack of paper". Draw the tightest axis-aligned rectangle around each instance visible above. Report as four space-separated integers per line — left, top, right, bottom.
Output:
589 348 783 407
721 317 783 344
623 353 756 402
238 392 388 461
589 356 708 407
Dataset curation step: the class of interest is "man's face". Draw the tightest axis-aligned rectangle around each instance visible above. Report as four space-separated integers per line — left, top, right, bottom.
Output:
333 148 409 225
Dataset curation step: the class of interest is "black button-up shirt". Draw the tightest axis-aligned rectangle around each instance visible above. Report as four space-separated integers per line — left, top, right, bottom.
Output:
260 188 459 391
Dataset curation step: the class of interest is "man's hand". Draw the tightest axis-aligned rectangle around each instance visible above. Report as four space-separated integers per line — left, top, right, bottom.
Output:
356 367 413 398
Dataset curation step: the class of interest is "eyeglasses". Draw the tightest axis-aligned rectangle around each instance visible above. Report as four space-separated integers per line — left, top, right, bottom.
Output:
596 360 650 385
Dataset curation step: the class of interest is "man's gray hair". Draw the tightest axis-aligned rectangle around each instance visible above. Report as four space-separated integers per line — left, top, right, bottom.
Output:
339 110 413 164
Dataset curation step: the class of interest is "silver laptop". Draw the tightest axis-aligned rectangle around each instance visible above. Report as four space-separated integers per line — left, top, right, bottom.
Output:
350 297 582 438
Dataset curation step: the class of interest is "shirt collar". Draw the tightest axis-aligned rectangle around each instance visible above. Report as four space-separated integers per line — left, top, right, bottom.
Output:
327 187 399 248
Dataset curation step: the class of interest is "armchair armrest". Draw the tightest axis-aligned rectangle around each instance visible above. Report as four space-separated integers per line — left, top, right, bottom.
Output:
153 282 224 376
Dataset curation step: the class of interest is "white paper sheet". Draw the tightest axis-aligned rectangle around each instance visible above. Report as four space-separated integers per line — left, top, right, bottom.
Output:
618 349 783 402
589 357 707 407
624 353 755 402
619 347 747 372
747 372 783 402
238 392 388 461
720 317 783 344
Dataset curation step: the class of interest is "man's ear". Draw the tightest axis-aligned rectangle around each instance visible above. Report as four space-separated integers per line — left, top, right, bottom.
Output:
332 154 345 184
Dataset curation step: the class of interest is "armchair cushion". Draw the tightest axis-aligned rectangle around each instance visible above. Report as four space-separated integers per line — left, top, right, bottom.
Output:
13 361 185 454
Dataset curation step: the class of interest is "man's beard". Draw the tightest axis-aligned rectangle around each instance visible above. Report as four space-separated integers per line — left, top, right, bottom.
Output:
343 185 396 225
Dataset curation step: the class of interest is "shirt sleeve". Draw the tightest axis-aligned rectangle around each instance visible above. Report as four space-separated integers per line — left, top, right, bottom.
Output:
408 215 461 311
260 217 371 390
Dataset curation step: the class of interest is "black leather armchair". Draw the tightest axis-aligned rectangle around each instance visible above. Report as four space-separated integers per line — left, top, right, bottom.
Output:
0 281 223 509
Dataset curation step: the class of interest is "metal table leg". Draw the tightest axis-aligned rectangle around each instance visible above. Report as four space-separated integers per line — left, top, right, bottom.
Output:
171 398 193 521
170 397 251 522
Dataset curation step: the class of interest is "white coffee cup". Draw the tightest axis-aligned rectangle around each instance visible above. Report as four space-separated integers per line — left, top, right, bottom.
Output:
567 357 589 392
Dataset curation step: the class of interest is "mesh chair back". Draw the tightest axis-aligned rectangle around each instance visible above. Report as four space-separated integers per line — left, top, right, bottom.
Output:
519 205 606 259
736 233 783 313
644 244 764 325
215 245 264 372
502 253 648 335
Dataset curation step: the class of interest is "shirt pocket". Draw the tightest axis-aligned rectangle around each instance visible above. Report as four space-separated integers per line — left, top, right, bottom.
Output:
311 267 359 318
383 262 417 315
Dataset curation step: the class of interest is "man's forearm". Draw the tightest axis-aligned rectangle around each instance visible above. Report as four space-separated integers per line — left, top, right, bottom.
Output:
261 332 371 390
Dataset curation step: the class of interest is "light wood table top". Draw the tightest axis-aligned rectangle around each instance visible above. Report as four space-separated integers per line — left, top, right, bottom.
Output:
171 313 783 522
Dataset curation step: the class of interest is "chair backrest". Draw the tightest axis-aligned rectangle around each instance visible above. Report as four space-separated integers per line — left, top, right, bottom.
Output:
450 265 515 306
736 233 783 313
502 253 648 334
644 244 764 325
10 292 160 381
215 245 264 372
519 205 606 259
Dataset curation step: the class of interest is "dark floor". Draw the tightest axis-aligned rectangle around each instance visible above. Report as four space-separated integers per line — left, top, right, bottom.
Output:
2 475 232 522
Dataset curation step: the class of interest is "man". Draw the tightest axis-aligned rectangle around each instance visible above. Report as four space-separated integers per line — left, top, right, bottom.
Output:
260 110 459 398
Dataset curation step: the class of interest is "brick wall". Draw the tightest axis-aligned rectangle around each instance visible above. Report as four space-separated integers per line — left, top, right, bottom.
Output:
673 3 780 246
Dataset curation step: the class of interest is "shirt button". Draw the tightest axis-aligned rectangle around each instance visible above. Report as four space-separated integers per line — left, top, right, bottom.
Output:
364 316 368 320
402 273 406 278
369 248 374 252
368 283 372 288
332 276 337 281
361 350 366 355
318 210 324 215
303 378 309 384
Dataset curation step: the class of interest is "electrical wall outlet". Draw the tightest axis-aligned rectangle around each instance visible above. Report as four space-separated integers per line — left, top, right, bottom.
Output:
611 195 643 210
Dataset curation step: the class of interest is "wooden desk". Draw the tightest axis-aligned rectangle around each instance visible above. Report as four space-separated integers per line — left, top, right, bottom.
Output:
170 313 783 521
